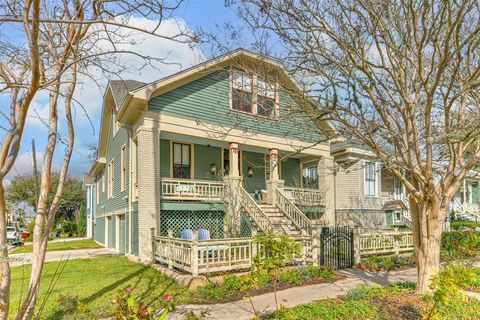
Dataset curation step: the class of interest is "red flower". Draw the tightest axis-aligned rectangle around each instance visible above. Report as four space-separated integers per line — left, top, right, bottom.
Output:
163 294 172 302
125 286 133 293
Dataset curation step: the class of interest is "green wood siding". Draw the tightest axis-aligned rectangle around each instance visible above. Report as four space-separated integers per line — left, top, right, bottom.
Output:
242 151 266 193
160 139 170 177
194 144 222 180
95 216 105 244
281 158 300 187
149 70 327 143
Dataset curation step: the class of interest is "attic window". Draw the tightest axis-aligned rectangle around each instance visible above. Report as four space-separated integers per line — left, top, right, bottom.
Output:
232 69 253 113
231 69 277 118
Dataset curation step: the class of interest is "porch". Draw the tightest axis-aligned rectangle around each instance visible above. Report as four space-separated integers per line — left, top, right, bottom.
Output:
451 178 480 221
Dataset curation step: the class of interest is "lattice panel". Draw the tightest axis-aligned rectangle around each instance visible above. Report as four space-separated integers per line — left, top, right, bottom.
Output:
160 210 225 239
240 215 252 237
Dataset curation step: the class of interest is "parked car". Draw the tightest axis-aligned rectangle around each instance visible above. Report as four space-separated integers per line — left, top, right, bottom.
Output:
6 226 21 244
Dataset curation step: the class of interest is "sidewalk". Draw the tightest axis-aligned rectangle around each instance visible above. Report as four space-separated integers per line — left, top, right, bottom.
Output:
171 267 419 320
9 248 118 267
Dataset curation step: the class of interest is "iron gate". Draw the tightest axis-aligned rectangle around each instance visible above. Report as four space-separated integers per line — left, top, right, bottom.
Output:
320 226 354 268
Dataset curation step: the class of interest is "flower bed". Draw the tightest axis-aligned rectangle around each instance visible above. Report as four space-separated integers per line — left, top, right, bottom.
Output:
195 265 339 303
357 255 415 272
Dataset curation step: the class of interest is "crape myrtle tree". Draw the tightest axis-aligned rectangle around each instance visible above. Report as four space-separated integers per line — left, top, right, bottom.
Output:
0 1 198 319
234 0 480 293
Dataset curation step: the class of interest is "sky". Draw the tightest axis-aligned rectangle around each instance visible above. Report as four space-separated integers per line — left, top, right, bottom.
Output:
3 0 252 183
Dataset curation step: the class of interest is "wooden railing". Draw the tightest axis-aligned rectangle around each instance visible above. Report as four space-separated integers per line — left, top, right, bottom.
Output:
239 186 272 232
161 178 224 201
359 231 414 256
452 199 480 221
283 187 325 206
153 234 255 275
275 188 311 235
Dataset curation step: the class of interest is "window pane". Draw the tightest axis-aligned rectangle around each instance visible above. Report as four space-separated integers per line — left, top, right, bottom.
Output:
173 144 182 165
232 89 252 112
258 78 275 98
257 96 275 117
182 144 190 165
232 70 243 89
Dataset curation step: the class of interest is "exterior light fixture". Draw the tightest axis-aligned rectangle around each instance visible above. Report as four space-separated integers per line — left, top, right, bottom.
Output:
247 167 254 177
210 163 217 175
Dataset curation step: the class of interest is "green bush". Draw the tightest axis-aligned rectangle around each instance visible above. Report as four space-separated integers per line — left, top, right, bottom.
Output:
441 231 480 260
62 221 78 236
450 221 480 230
359 255 413 271
196 265 335 302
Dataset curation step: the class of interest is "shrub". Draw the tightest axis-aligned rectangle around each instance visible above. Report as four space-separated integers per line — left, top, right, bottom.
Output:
441 230 480 260
359 255 413 271
113 286 174 320
450 221 480 230
62 221 78 236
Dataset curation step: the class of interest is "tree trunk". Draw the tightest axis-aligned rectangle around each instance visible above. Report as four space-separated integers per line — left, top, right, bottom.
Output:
410 196 447 293
0 182 10 319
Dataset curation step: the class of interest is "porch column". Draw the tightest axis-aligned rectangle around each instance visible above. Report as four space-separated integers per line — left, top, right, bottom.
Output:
229 142 240 177
137 126 161 262
266 148 284 205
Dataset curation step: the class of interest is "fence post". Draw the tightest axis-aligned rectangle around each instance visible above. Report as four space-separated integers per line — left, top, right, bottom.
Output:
167 230 173 269
151 228 156 263
251 225 257 262
353 226 362 265
393 229 401 255
311 229 319 266
192 230 199 276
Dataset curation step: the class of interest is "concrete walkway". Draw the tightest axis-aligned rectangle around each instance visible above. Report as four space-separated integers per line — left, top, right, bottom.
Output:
171 267 420 320
9 248 118 267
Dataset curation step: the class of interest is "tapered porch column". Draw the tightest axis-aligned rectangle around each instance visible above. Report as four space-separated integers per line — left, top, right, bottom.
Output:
266 148 284 204
137 126 161 262
229 142 240 177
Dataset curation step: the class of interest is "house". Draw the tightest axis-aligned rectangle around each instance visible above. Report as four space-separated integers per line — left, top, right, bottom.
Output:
88 49 338 261
86 49 479 263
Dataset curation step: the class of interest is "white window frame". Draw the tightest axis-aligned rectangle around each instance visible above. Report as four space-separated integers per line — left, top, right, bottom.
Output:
120 144 126 192
108 159 114 198
363 161 378 197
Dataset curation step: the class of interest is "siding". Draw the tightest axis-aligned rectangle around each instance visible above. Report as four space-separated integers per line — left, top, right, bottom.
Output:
335 161 382 209
95 216 105 244
242 151 266 193
149 70 327 144
131 203 139 255
160 139 170 177
194 144 222 180
95 120 130 215
281 158 300 187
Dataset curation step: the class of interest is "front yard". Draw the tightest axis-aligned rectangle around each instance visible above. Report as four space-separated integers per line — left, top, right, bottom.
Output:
9 256 193 319
10 239 102 254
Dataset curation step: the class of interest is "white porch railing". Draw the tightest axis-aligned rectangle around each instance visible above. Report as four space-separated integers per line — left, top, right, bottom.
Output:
275 187 311 234
161 178 224 201
452 199 480 221
239 186 273 232
359 231 414 256
153 235 254 275
283 187 325 206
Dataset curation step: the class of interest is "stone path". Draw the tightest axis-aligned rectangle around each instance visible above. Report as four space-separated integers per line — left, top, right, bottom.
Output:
171 267 419 320
9 248 118 267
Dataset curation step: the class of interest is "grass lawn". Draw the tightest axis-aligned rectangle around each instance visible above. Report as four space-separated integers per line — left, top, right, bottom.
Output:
10 239 103 254
9 256 193 319
269 283 480 320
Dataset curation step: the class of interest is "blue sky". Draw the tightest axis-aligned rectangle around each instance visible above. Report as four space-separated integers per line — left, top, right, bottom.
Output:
4 1 252 182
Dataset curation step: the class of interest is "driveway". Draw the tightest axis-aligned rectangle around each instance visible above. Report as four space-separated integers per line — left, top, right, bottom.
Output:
9 248 118 267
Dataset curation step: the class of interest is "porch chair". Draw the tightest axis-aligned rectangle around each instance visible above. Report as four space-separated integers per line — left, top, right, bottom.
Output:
198 229 211 241
180 229 193 240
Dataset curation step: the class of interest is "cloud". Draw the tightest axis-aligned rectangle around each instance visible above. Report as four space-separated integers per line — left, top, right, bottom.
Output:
5 151 62 185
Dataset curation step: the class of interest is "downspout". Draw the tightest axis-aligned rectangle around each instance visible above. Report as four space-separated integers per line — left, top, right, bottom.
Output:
121 123 133 254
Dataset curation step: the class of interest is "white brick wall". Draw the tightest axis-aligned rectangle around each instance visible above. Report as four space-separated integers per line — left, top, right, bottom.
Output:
137 127 161 261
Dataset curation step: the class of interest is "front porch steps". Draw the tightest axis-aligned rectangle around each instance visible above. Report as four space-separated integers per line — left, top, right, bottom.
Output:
258 204 304 238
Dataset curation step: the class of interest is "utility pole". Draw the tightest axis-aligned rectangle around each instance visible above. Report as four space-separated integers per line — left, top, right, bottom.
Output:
31 139 40 210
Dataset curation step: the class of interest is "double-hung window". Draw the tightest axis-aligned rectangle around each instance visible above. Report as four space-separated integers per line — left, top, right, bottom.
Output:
232 69 253 113
257 78 276 117
173 142 191 179
364 161 377 197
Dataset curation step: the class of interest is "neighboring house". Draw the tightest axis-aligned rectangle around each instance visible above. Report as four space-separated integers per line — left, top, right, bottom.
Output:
82 174 96 239
88 49 337 261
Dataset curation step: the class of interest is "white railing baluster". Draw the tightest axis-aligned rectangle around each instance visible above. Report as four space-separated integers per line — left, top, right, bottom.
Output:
160 178 224 201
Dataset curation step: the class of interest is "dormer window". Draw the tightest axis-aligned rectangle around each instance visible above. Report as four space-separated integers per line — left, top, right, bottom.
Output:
232 69 253 113
231 69 277 117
